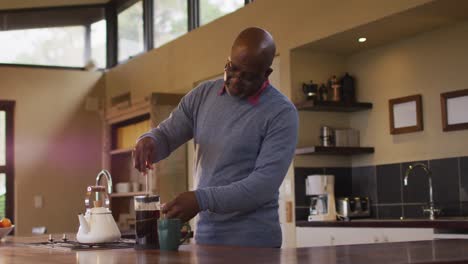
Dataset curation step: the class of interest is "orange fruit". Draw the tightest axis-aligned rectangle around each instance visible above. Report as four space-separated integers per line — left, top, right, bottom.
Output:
0 217 12 228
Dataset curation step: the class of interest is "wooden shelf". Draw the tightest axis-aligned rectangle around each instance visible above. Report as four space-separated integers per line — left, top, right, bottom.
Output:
295 100 373 112
110 191 148 198
296 146 374 155
110 148 134 155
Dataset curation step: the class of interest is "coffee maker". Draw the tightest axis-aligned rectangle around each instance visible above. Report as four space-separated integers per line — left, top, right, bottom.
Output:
305 175 336 221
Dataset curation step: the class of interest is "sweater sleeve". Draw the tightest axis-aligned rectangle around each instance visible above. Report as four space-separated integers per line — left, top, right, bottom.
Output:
137 88 198 163
194 106 299 214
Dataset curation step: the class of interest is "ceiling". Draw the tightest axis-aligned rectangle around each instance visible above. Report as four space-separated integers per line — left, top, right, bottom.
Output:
295 0 468 56
0 0 110 11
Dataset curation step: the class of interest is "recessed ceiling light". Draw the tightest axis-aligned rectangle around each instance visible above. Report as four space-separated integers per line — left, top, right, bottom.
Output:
358 37 367 43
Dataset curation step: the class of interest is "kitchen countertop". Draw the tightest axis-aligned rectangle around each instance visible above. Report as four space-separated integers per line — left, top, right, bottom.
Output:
297 217 468 229
2 235 468 263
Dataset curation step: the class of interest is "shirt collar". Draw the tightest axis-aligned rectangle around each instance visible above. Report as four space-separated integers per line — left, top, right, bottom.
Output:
218 79 270 106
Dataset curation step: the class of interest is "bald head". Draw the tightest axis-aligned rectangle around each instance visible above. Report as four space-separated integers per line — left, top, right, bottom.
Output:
224 27 276 99
231 27 276 71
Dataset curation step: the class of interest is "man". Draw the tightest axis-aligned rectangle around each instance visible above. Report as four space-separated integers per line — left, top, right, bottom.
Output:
134 27 298 248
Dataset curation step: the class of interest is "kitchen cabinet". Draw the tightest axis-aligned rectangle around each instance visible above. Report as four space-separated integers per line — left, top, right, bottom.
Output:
296 227 433 247
103 93 187 233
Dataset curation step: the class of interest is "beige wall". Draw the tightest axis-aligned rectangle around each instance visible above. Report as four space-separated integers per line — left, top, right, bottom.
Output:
0 66 104 235
105 0 432 104
104 0 435 170
349 20 468 166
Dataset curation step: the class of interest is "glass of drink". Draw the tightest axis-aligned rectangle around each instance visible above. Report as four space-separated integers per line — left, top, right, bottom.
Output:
134 195 160 249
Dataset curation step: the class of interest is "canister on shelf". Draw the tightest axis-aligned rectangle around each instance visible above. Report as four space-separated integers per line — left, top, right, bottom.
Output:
320 126 335 147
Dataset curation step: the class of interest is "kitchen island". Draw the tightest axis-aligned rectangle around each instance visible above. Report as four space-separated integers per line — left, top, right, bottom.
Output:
2 235 468 263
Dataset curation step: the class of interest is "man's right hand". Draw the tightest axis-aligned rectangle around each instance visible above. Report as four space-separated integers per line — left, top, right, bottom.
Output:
133 137 156 173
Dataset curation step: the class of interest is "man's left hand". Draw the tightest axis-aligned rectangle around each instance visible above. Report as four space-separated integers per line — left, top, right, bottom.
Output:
161 191 201 222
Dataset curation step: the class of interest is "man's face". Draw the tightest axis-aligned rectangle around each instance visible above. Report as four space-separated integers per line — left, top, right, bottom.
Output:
224 53 270 99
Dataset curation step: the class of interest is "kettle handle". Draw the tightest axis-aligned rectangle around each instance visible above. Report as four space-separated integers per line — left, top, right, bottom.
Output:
85 185 110 210
96 169 113 195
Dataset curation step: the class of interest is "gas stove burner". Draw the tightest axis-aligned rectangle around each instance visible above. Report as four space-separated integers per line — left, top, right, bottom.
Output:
23 238 135 251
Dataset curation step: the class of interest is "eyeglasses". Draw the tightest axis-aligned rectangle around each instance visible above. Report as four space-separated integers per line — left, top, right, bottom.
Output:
224 59 262 83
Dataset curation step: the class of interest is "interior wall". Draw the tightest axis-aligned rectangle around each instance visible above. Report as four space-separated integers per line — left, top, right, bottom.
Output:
105 0 433 105
349 20 468 166
0 66 104 235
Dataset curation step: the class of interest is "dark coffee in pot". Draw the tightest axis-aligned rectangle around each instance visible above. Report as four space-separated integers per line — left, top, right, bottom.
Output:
134 195 160 249
135 209 160 249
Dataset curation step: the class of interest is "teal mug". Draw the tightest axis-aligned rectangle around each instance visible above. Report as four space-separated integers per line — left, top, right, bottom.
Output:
157 218 191 251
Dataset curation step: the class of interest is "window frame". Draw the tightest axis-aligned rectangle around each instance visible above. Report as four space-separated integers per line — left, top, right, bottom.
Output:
0 0 252 70
0 101 14 222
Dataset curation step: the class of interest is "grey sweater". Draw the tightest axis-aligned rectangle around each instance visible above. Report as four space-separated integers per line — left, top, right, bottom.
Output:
140 78 298 247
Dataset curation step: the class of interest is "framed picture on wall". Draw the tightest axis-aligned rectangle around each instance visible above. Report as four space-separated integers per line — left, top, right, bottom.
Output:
389 94 423 135
441 89 468 132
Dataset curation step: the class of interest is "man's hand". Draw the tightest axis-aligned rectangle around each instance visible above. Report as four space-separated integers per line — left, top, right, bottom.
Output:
161 191 201 223
133 137 156 173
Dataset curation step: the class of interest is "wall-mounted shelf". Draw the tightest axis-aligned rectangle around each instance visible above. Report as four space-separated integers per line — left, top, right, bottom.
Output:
110 191 149 198
295 101 372 112
296 146 374 155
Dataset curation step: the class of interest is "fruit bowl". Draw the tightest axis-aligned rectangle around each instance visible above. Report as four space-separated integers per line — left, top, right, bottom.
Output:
0 225 14 239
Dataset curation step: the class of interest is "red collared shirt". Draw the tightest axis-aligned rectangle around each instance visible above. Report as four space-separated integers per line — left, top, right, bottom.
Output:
218 80 270 106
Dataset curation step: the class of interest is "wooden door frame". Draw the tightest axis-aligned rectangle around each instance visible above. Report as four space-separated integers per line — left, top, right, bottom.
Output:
0 100 14 222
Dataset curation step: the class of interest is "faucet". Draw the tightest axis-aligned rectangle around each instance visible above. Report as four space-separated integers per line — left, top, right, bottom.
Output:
96 169 113 195
404 163 440 220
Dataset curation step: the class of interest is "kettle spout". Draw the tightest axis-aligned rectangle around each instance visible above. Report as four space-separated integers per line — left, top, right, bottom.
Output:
78 214 90 234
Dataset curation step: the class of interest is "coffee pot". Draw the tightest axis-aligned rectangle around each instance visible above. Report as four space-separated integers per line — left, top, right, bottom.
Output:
77 170 121 244
305 175 336 221
302 80 318 101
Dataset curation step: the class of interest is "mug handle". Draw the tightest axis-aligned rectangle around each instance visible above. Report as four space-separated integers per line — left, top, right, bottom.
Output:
179 222 191 245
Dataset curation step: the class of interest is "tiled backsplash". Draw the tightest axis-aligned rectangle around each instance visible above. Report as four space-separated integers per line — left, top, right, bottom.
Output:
295 156 468 220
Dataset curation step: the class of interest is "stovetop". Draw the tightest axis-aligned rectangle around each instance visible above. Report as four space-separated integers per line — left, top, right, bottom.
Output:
20 234 135 251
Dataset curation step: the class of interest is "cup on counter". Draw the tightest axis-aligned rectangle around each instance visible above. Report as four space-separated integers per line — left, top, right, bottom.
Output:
158 218 191 251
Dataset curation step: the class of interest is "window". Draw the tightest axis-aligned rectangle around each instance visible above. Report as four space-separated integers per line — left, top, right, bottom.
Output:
118 1 144 62
0 7 106 68
0 102 14 220
0 26 86 67
153 0 188 48
91 19 107 69
200 0 244 26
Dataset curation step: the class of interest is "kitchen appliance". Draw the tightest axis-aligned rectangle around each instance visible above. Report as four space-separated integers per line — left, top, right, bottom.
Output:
340 73 356 103
320 126 335 147
134 195 161 249
336 197 371 220
77 179 121 244
302 80 318 101
328 75 341 102
305 175 336 221
21 234 133 251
